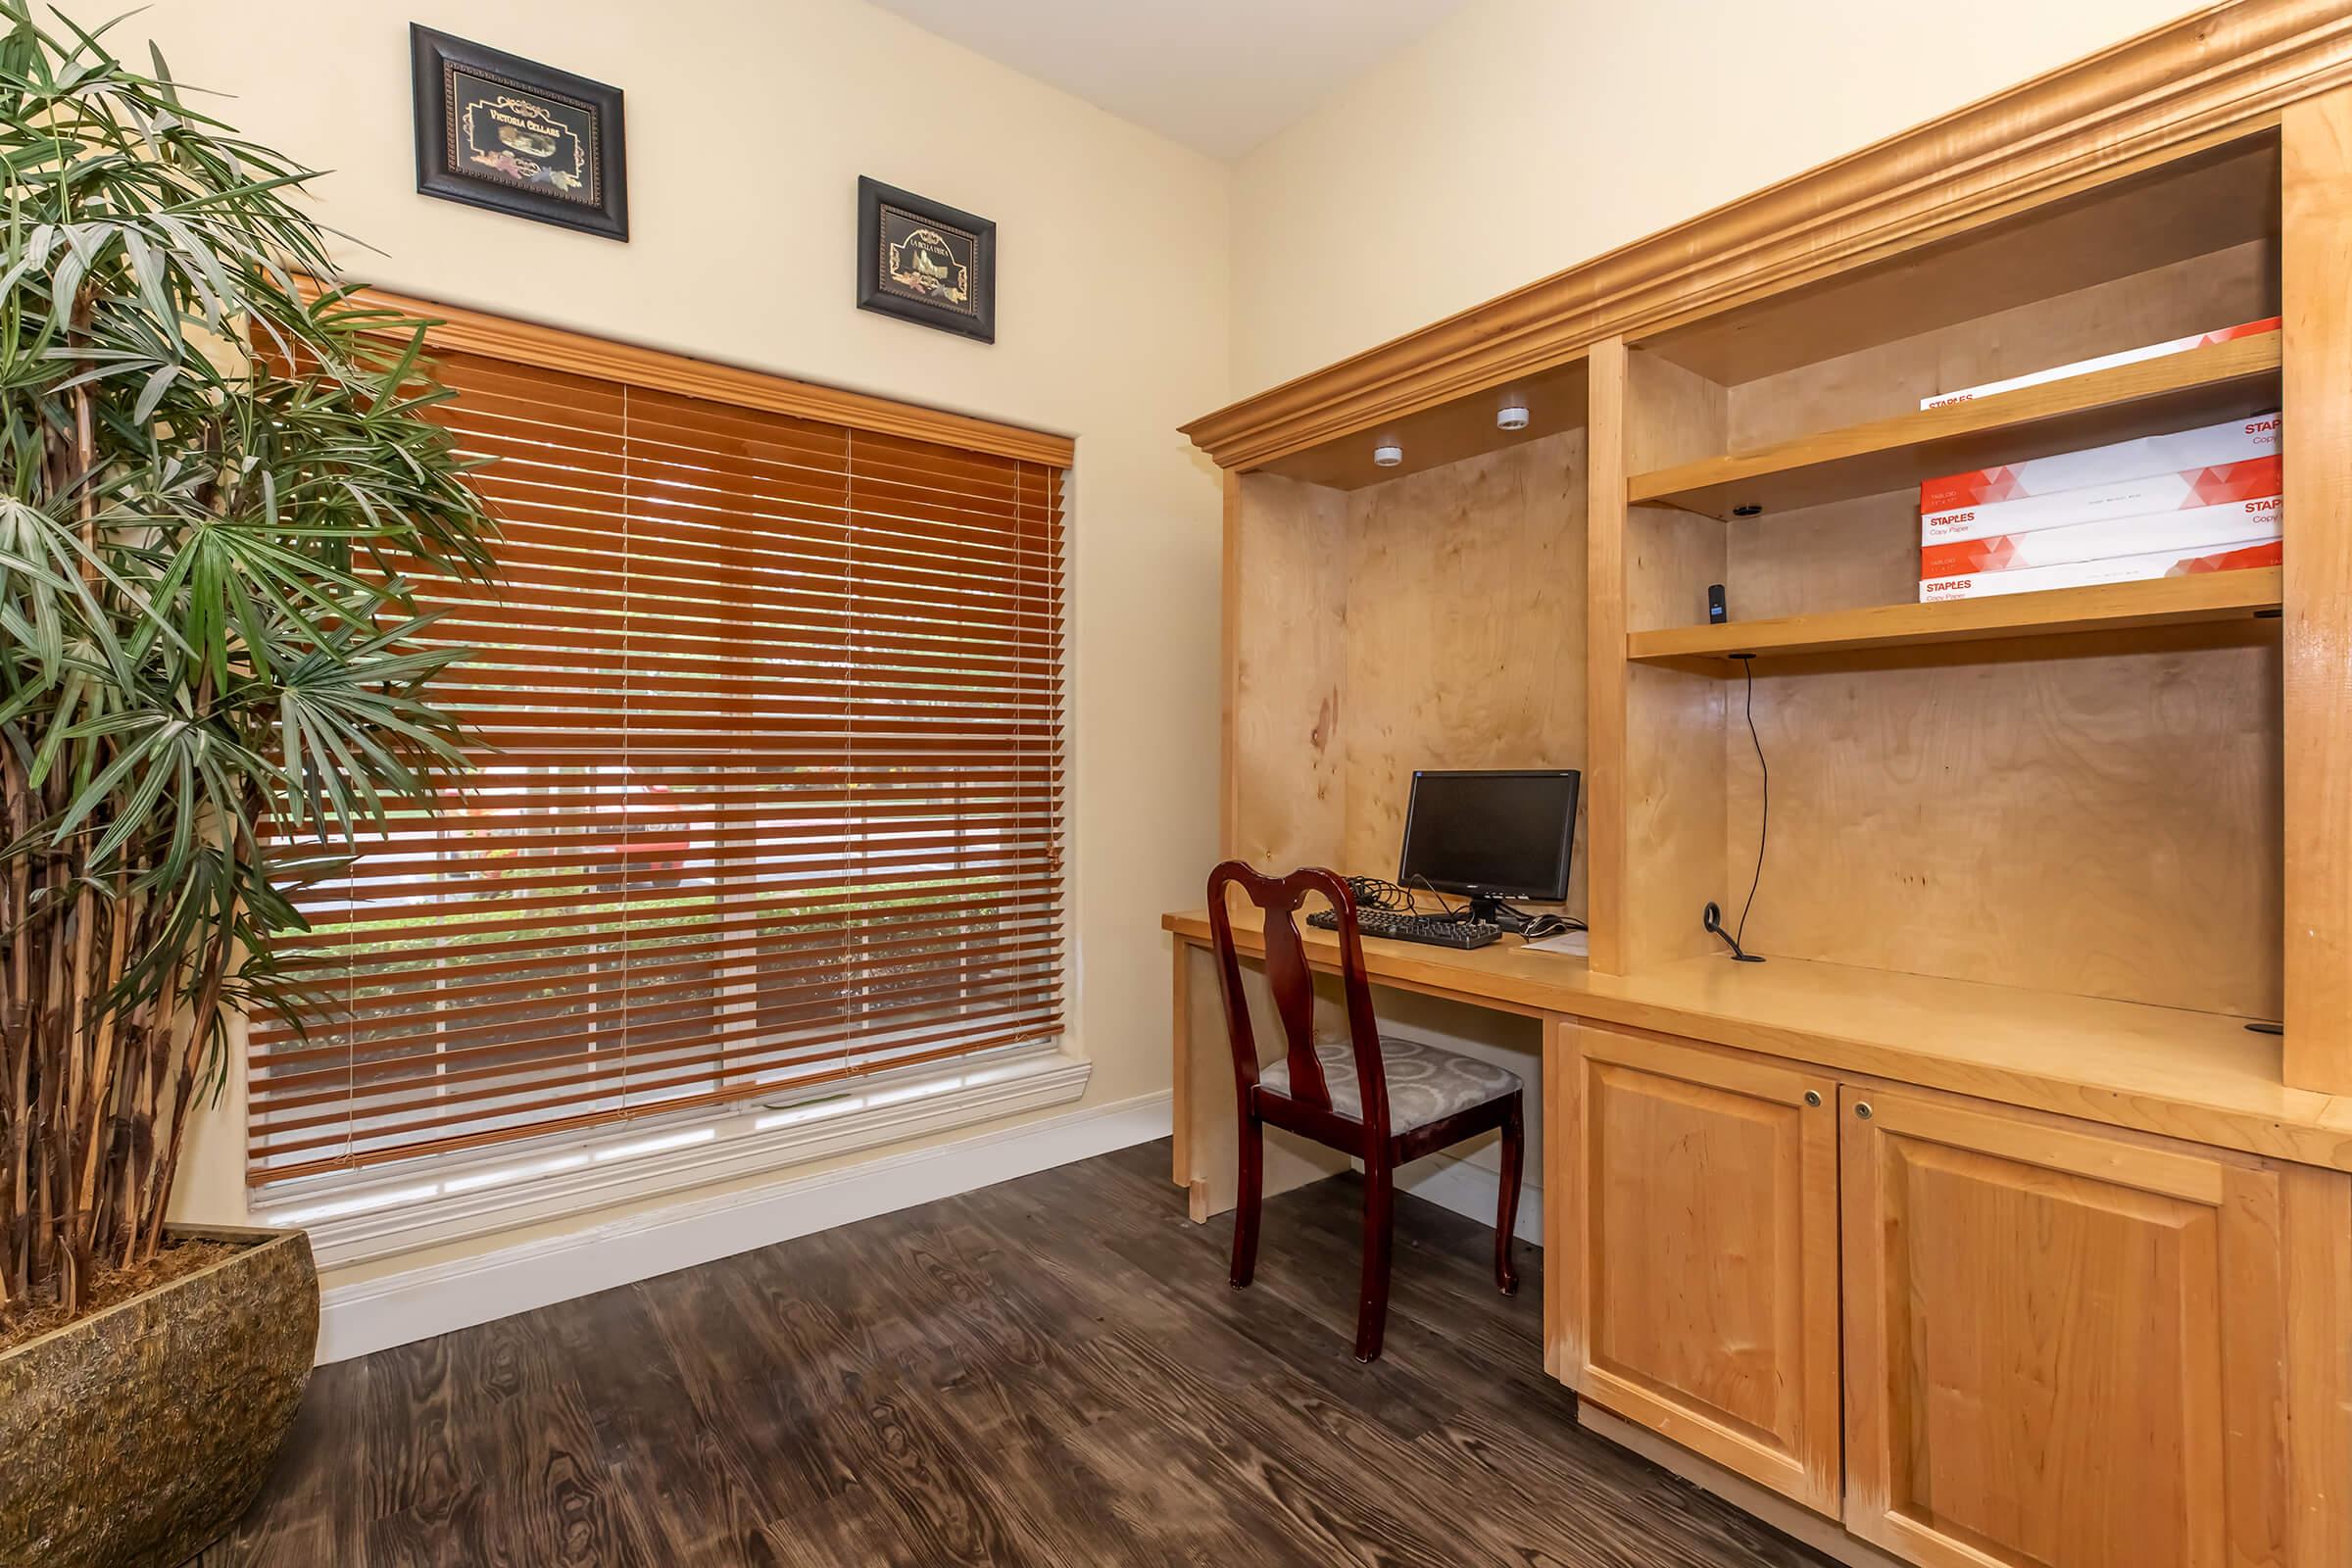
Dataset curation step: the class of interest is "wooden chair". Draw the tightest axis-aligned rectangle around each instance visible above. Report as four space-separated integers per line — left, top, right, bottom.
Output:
1205 861 1525 1361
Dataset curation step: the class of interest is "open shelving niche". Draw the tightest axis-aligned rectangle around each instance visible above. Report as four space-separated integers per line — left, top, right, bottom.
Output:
1225 357 1595 919
1592 128 2288 1058
1215 356 1595 1132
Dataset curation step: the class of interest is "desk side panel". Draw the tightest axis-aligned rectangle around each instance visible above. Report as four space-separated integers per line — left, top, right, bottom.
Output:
1175 935 1351 1222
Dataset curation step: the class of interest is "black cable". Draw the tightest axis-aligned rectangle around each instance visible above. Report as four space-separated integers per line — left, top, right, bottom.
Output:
1404 873 1467 919
1501 899 1584 936
1733 653 1767 952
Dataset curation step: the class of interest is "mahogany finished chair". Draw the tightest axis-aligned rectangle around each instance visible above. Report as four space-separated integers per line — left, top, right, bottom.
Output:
1205 860 1525 1362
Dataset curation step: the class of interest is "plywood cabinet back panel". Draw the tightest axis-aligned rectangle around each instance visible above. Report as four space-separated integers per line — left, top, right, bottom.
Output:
1724 239 2279 451
1722 488 1920 624
1342 430 1589 909
1727 626 2282 1017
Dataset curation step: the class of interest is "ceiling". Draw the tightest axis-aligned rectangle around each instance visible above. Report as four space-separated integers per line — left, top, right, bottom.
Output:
865 0 1474 161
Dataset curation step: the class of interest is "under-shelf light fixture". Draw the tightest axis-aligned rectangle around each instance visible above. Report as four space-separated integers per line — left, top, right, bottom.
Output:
1373 441 1403 467
1496 402 1530 431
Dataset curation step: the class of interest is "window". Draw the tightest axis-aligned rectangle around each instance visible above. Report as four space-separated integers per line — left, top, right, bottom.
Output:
247 301 1069 1186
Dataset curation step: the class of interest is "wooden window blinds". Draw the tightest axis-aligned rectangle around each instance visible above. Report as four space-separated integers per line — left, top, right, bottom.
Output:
246 311 1068 1185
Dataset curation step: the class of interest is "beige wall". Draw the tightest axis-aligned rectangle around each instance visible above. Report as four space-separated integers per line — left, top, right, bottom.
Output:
144 0 1231 1258
1229 0 2199 394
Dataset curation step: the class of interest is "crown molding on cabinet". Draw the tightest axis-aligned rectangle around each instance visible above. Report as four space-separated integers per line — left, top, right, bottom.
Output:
1184 0 2352 472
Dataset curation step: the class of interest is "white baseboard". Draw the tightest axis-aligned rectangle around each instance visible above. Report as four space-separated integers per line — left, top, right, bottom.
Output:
1394 1151 1544 1246
317 1089 1173 1364
280 1050 1091 1272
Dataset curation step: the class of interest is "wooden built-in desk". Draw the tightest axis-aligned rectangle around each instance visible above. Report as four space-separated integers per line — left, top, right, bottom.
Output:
1165 905 2352 1211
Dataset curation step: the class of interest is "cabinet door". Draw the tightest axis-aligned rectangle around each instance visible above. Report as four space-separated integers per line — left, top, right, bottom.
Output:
1840 1084 2288 1568
1559 1023 1841 1515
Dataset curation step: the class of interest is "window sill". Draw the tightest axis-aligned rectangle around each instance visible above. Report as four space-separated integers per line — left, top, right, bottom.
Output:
263 1049 1090 1271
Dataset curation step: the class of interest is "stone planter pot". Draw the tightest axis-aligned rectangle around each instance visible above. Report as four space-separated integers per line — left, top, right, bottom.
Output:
0 1225 318 1568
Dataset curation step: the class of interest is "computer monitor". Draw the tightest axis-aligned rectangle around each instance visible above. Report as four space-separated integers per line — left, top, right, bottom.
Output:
1397 769 1581 920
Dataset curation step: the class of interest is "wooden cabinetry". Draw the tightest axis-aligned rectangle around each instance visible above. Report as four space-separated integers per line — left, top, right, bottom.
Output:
1555 1028 2335 1568
1555 1023 1841 1515
1839 1084 2289 1568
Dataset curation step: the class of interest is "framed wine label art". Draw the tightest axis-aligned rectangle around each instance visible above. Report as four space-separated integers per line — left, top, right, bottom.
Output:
411 25 628 241
857 177 997 343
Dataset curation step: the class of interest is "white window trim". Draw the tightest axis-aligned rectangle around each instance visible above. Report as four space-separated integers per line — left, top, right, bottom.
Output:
260 1045 1089 1271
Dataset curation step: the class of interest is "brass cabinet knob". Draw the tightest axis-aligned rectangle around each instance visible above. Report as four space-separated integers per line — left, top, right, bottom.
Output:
1854 1102 1874 1120
1803 1090 1822 1107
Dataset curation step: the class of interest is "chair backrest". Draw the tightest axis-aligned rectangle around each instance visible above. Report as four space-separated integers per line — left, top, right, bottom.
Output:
1204 861 1390 1139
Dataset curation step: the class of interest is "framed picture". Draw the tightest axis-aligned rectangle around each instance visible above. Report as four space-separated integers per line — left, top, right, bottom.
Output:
411 25 628 241
858 177 996 343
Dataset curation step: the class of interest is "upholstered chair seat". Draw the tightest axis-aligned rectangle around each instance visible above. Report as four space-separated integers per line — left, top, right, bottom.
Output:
1258 1035 1520 1133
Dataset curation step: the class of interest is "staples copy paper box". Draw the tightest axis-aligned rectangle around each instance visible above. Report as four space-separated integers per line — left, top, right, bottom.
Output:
1921 455 2280 545
1922 495 2281 578
1920 413 2280 514
1919 317 2279 409
1920 539 2282 602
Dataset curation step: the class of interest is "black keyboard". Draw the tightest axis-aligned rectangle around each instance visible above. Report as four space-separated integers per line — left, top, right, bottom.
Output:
1308 908 1500 949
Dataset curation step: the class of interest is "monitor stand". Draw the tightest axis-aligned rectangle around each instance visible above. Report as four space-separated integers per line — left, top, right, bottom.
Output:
1466 894 1514 929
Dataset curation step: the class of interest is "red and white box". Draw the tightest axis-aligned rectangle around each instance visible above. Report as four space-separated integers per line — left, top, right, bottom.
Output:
1919 317 2279 410
1921 495 2280 579
1920 412 2280 514
1920 540 2282 602
1922 455 2280 545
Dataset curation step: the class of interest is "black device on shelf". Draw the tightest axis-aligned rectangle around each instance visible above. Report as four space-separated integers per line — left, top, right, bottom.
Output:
1306 906 1500 949
1398 768 1581 928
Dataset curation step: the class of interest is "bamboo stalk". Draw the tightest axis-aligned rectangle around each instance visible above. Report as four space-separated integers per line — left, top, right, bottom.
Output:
2 748 26 1308
62 884 91 1203
73 873 126 1247
137 853 243 1264
35 885 65 1307
119 985 164 1271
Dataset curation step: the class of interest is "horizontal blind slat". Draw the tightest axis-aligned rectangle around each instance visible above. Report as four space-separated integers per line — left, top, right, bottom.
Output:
252 334 1065 1185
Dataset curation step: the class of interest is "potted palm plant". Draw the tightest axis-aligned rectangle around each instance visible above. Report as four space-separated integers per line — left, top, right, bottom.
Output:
0 7 496 1562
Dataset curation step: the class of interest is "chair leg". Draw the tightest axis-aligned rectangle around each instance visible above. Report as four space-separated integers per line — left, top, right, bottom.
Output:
1494 1093 1524 1297
1230 1111 1262 1289
1354 1159 1395 1362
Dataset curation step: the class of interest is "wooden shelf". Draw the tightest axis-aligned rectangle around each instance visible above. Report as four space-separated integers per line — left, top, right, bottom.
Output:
1628 330 2281 518
1626 566 2281 663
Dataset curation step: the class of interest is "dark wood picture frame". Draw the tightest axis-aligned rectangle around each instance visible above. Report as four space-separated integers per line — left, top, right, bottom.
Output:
858 177 997 343
411 24 628 241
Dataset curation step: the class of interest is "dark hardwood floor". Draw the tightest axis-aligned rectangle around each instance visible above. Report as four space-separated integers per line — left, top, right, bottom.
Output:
198 1139 1831 1567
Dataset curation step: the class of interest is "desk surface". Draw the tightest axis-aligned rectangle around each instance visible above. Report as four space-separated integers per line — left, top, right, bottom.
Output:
1165 906 2352 1175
